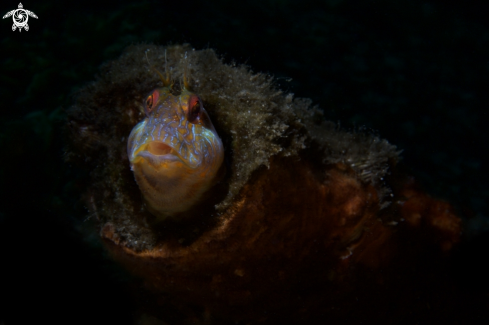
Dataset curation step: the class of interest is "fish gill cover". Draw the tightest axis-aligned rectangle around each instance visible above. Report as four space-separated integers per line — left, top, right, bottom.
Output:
66 43 399 250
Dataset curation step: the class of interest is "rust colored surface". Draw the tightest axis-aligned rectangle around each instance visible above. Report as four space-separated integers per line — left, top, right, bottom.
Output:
398 178 462 252
100 157 463 323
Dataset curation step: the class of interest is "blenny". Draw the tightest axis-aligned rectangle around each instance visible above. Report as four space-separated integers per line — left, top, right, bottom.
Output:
127 67 224 221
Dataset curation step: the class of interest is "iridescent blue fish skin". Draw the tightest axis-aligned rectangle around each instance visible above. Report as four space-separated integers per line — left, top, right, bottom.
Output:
127 86 224 220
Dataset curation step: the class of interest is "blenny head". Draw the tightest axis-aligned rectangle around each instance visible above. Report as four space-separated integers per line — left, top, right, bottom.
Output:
127 74 224 221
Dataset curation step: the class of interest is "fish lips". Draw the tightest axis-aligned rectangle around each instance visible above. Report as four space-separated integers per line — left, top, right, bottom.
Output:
135 141 197 169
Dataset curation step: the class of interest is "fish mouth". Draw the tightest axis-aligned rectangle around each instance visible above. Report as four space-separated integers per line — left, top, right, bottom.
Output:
147 141 174 156
136 141 184 166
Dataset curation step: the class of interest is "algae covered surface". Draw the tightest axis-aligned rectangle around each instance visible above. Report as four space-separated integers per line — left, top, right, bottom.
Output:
1 0 489 324
66 43 399 250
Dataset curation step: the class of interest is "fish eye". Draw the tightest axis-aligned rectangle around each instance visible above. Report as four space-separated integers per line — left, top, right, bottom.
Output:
145 90 160 115
188 95 201 123
146 96 153 109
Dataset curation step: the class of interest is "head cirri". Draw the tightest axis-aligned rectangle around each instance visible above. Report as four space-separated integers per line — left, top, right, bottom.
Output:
127 72 224 221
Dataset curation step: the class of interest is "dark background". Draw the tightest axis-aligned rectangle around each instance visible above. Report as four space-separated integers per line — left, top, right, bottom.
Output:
1 0 488 324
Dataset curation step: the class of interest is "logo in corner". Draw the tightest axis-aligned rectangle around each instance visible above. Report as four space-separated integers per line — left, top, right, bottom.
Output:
3 3 38 32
